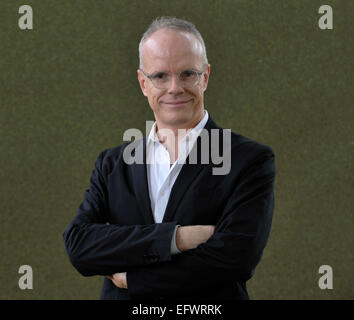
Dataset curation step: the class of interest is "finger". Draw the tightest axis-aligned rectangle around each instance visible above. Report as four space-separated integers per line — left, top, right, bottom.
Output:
112 279 122 288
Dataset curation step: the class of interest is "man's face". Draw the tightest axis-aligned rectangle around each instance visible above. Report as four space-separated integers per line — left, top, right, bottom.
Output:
138 29 210 129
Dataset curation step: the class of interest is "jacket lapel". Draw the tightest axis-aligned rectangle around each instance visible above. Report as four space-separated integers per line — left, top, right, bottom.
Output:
130 137 155 225
162 116 220 222
130 116 220 224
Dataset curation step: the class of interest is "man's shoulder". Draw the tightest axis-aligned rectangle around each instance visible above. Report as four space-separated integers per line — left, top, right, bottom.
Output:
93 141 135 175
217 130 274 182
207 115 274 159
99 142 130 159
230 131 274 159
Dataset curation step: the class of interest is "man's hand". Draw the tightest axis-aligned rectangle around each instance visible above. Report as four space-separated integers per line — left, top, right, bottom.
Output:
176 225 215 252
105 272 127 289
104 225 215 288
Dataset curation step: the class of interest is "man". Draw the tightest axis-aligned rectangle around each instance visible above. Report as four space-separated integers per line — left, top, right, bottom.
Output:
63 17 276 300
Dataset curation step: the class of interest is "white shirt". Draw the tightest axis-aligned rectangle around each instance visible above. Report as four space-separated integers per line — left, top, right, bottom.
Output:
146 110 209 254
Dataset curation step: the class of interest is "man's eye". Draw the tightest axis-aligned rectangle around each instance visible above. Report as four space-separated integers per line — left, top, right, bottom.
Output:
152 73 167 80
180 70 195 78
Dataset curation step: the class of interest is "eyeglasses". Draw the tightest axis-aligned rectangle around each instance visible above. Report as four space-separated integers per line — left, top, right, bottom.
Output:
139 67 206 89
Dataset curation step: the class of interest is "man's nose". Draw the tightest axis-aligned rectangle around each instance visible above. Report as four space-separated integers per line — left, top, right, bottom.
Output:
167 74 184 94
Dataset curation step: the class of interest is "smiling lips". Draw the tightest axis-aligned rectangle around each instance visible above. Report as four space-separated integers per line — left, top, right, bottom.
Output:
162 99 191 107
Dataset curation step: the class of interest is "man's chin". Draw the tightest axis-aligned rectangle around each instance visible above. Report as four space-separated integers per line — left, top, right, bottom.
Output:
159 112 201 129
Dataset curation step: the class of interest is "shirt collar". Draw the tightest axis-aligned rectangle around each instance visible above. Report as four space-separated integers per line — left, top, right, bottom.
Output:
147 110 209 146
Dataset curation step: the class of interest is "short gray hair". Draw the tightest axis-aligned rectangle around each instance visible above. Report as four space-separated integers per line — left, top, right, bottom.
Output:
138 16 208 68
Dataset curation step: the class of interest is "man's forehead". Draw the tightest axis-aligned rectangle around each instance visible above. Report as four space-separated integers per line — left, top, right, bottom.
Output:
141 29 204 65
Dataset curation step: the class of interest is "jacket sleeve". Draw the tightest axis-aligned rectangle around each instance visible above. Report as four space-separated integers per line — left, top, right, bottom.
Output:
126 146 276 298
63 150 177 277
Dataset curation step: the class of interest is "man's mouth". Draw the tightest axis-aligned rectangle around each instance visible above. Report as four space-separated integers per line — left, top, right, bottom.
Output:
162 99 191 107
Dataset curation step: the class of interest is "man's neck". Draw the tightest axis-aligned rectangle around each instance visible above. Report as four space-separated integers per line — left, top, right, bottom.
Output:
154 111 205 164
155 111 205 138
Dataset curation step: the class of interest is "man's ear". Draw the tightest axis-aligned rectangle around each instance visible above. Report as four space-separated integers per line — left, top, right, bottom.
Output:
202 64 211 92
137 69 148 97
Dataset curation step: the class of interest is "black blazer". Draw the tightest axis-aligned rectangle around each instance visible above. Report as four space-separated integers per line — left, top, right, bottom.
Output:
63 116 276 300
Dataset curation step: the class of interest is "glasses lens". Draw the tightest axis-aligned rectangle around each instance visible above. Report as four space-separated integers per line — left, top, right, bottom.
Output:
149 70 201 89
179 70 198 86
150 72 170 88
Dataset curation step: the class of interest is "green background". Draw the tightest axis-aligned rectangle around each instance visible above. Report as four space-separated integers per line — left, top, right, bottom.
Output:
0 0 353 299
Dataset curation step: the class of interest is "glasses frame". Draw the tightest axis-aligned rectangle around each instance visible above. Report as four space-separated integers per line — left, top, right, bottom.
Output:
139 66 207 89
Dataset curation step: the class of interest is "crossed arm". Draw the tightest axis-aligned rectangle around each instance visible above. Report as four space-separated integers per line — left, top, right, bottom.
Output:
104 225 216 289
63 145 275 297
